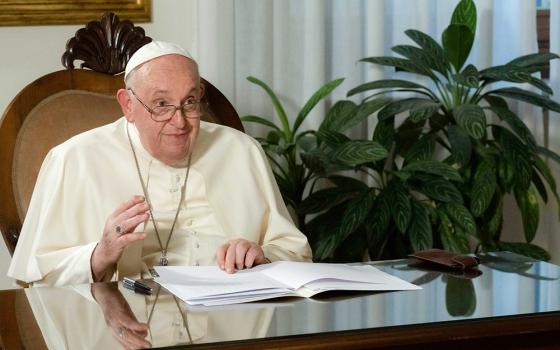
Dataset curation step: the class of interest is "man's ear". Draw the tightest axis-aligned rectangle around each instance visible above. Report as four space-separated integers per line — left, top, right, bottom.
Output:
116 88 134 122
199 82 206 99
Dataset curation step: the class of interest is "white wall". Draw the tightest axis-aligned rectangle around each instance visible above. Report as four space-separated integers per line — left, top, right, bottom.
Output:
0 0 196 290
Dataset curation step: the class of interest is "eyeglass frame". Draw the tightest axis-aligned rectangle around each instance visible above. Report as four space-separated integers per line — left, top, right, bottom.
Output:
128 88 207 122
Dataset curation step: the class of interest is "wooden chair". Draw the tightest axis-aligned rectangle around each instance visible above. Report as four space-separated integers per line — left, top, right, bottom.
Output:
0 13 243 256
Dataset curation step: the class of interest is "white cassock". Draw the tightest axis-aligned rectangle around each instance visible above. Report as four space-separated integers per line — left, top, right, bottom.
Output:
8 117 312 286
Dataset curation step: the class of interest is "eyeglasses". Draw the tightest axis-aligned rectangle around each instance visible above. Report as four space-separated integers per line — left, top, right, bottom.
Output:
128 88 207 122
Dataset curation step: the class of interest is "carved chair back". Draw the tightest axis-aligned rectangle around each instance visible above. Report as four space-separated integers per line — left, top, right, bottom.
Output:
0 13 242 255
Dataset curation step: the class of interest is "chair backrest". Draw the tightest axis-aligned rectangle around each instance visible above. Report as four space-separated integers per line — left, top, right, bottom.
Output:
0 13 242 256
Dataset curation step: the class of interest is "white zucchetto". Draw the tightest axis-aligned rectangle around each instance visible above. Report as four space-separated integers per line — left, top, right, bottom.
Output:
124 41 193 80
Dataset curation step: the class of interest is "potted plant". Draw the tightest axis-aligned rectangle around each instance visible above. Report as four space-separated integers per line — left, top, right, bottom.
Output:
299 0 560 262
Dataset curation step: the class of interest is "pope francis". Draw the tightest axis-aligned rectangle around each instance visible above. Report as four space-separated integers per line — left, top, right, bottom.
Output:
8 41 312 287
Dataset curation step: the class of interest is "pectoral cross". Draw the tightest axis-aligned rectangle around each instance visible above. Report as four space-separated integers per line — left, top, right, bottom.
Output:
160 250 168 266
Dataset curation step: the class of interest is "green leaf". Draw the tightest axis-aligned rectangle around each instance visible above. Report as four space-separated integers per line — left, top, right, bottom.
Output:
320 100 357 132
378 98 436 121
514 186 540 243
365 190 392 238
346 98 391 131
457 64 479 88
532 169 548 203
241 115 282 133
470 161 496 217
489 87 560 113
480 65 553 95
300 150 329 176
451 0 477 35
347 79 428 97
403 134 435 165
298 187 357 215
442 24 474 72
489 106 536 149
438 211 470 253
266 130 281 144
409 102 441 123
328 175 370 192
405 29 451 76
247 76 291 139
317 129 350 149
452 104 486 139
336 190 376 242
331 140 388 166
293 78 344 134
533 156 560 212
408 201 433 251
448 125 472 165
416 174 463 203
402 160 462 182
372 116 395 150
360 56 435 79
390 182 412 233
507 52 560 74
498 242 550 261
480 194 503 243
392 44 449 77
537 145 560 166
493 126 532 189
442 202 476 236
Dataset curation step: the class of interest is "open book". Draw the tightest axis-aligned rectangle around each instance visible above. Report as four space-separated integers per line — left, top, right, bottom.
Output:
153 261 420 306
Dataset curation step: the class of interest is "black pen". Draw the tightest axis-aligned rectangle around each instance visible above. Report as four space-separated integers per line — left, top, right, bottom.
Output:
123 282 152 295
123 277 153 294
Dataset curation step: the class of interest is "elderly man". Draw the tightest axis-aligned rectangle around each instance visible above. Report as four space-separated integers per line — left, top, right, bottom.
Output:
8 41 312 286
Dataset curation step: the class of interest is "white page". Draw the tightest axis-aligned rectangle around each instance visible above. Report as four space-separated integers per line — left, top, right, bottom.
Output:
259 262 411 289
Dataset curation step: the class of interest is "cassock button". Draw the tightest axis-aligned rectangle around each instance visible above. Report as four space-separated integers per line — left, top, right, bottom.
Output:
195 261 200 266
195 242 200 248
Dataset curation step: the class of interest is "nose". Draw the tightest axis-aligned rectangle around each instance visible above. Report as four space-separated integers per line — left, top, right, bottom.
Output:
168 107 187 128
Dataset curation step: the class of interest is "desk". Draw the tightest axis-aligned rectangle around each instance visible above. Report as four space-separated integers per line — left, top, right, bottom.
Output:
1 252 559 349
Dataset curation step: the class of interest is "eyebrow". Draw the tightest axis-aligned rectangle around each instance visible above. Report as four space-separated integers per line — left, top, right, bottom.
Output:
148 87 198 101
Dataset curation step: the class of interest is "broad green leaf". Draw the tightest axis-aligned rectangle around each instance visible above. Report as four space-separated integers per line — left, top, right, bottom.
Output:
320 100 357 132
452 104 486 139
404 134 435 165
409 102 441 122
483 95 508 109
345 98 391 131
266 130 281 144
360 56 435 79
300 150 329 176
416 174 463 203
498 242 550 261
470 161 496 217
336 190 376 241
532 170 548 203
241 115 282 132
537 145 560 166
395 118 427 157
298 187 357 215
493 126 532 189
314 235 337 261
457 64 479 88
442 202 476 236
247 76 291 139
378 98 436 121
328 175 370 192
514 186 540 243
507 52 560 73
296 134 317 152
317 129 350 149
489 87 560 113
408 201 433 251
365 190 391 238
293 78 344 134
448 124 472 165
392 44 449 77
451 0 477 35
402 160 462 182
489 106 536 149
534 156 560 212
480 65 552 95
373 116 395 150
438 211 470 253
480 195 503 243
390 183 412 233
442 24 474 72
332 140 388 166
347 79 428 97
405 29 450 75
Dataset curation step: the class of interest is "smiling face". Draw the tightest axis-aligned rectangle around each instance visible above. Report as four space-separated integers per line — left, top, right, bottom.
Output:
117 54 204 166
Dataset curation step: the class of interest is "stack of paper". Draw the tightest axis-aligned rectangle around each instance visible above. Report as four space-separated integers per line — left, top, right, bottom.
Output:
154 261 420 306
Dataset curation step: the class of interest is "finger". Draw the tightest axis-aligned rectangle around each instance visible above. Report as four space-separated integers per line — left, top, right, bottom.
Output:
216 243 229 270
112 195 145 217
124 328 151 349
119 212 149 235
235 241 250 270
244 246 259 268
225 242 237 273
118 232 146 247
115 201 150 226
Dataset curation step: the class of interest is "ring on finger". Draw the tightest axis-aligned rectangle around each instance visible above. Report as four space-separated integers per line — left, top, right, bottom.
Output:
115 224 124 234
118 327 124 337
